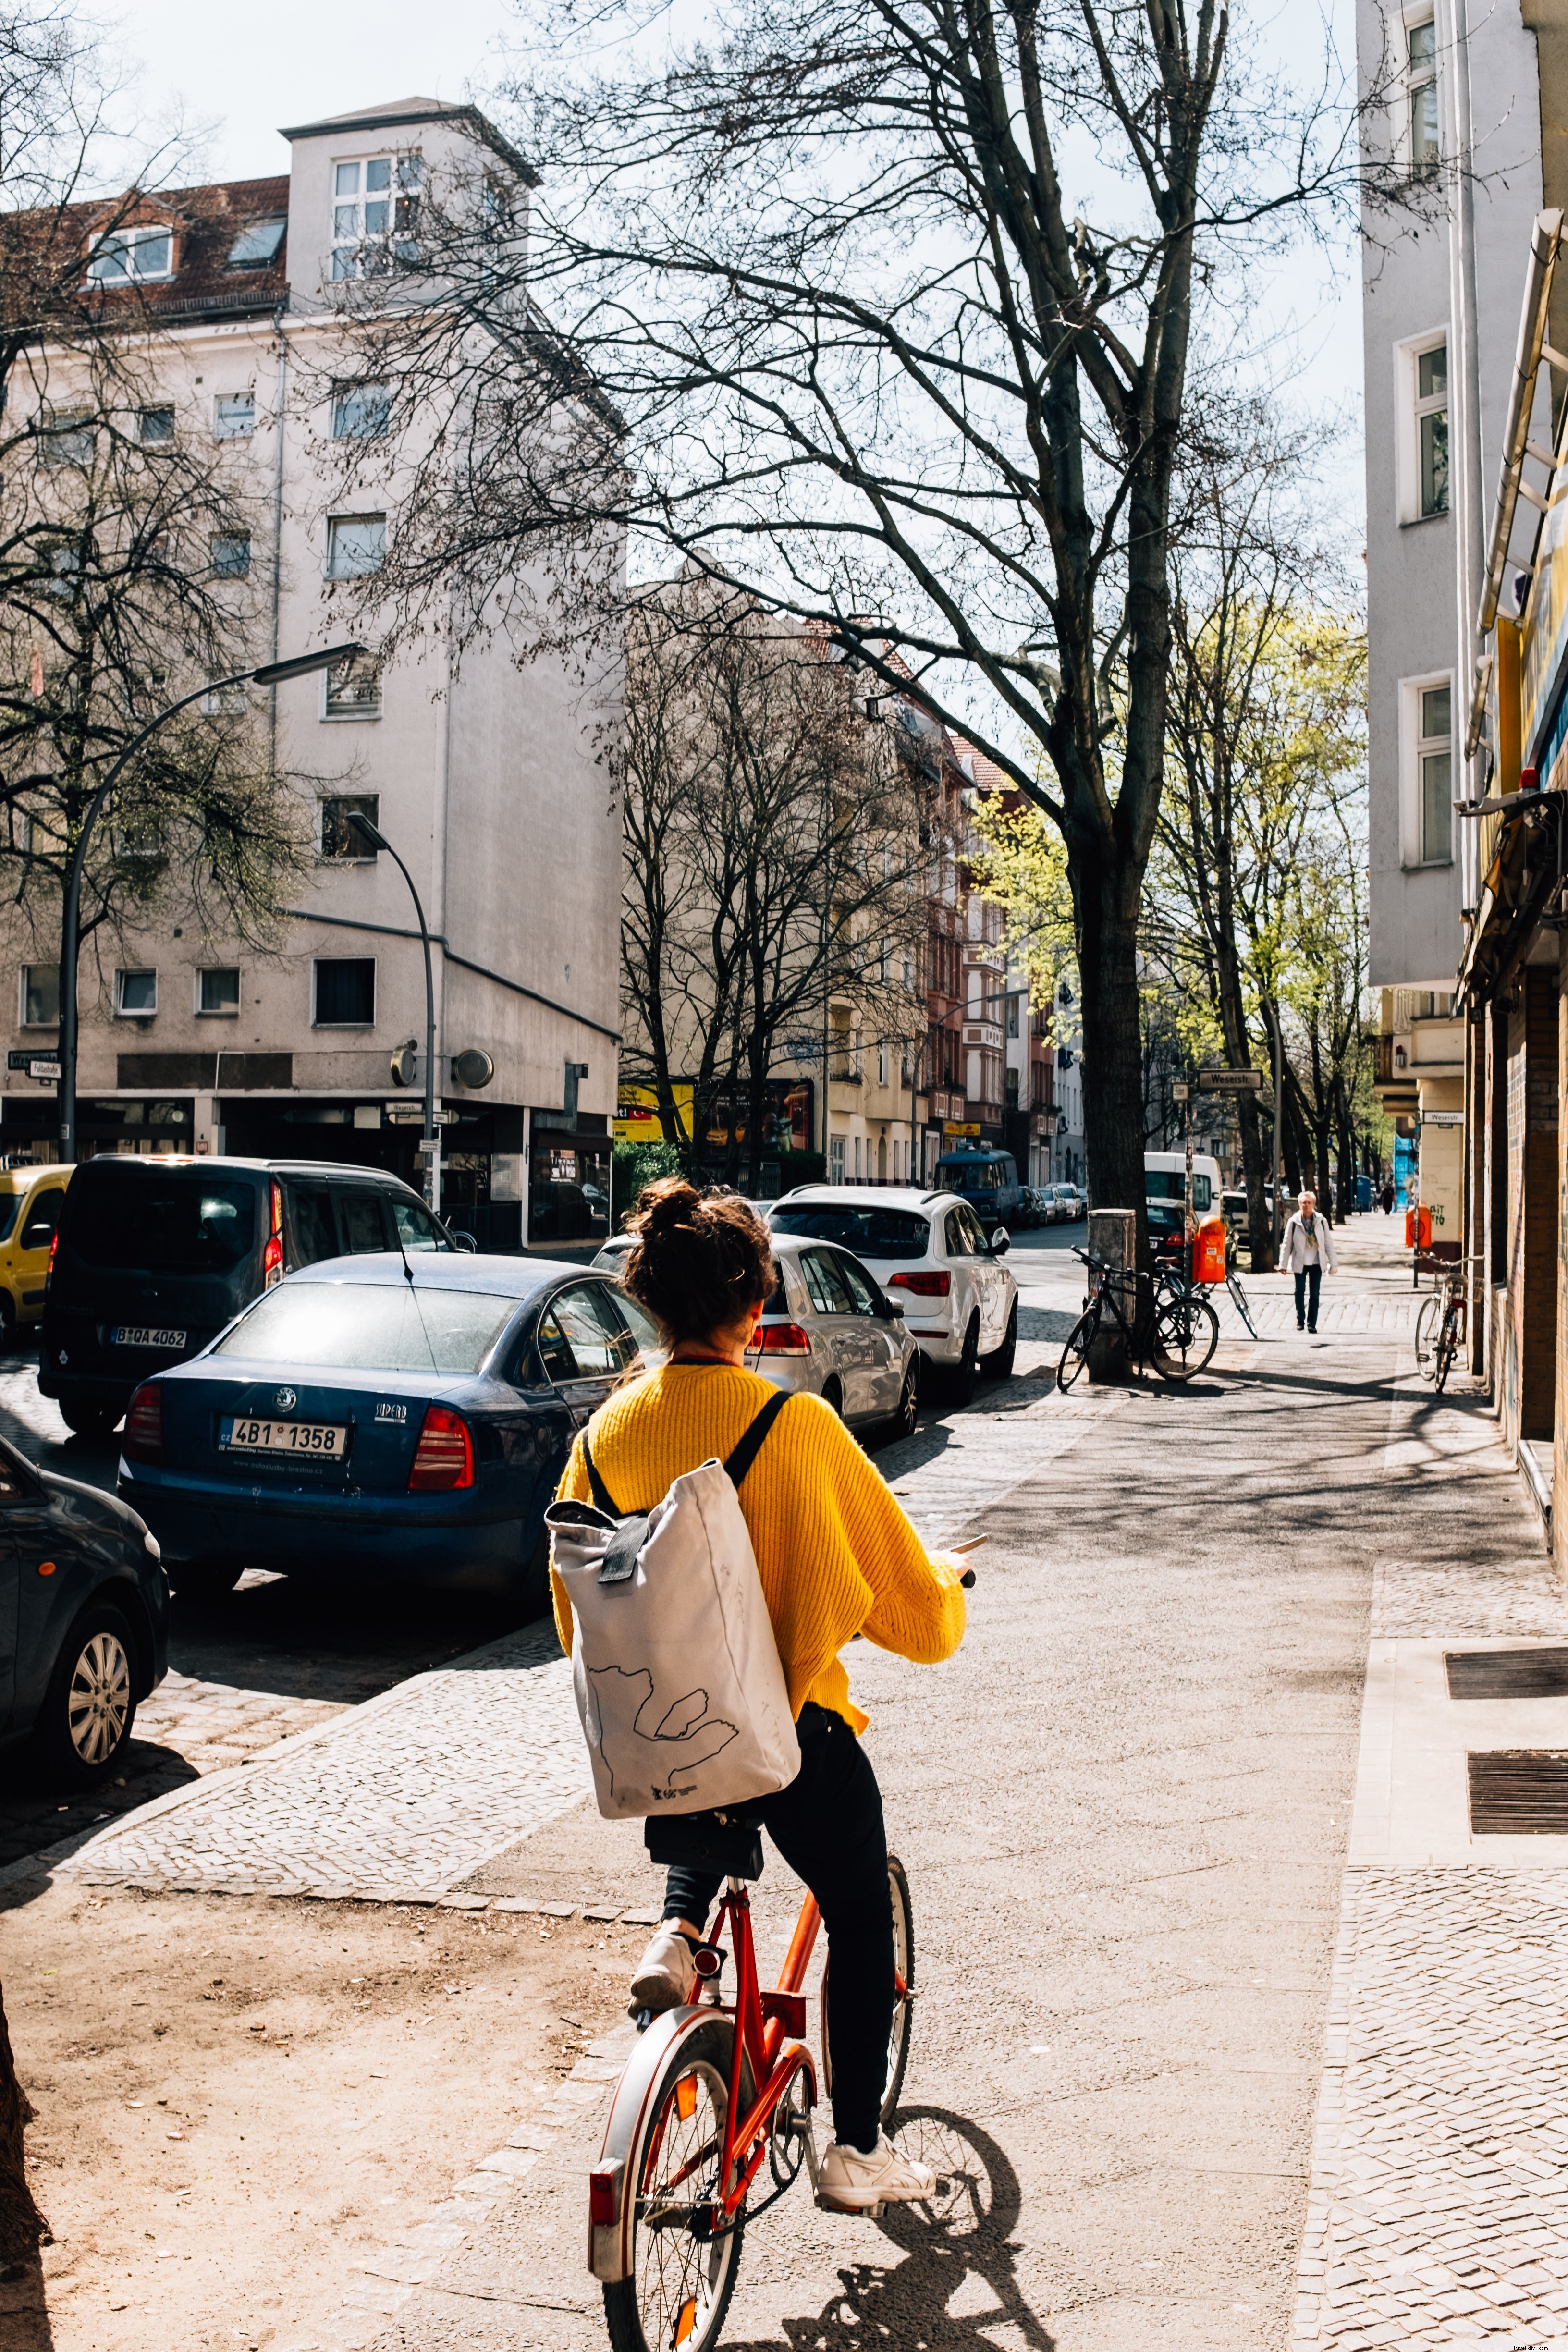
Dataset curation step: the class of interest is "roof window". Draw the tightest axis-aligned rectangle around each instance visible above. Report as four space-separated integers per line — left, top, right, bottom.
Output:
87 224 174 284
226 217 285 271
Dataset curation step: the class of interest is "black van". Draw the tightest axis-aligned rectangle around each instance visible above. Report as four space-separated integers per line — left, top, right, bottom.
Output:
933 1146 1024 1235
40 1157 469 1440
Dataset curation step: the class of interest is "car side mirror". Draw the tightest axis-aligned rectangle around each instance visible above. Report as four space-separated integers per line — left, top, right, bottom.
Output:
883 1295 906 1317
990 1228 1011 1255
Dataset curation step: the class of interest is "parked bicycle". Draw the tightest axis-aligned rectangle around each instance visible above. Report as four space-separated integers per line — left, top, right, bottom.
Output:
1152 1249 1258 1342
1058 1247 1218 1386
1414 1254 1482 1393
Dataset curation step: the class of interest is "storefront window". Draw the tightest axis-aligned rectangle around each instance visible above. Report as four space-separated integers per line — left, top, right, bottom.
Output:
528 1135 611 1243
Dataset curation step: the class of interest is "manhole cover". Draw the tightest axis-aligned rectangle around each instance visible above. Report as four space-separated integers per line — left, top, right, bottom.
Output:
1468 1751 1568 1834
1446 1649 1568 1699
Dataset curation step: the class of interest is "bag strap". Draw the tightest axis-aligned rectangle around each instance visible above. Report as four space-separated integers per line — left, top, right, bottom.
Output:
580 1434 621 1519
723 1388 790 1491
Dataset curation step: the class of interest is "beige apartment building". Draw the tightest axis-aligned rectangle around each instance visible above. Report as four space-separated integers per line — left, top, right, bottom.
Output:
5 97 620 1248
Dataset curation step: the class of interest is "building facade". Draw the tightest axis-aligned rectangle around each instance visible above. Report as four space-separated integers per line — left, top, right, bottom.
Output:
3 97 620 1248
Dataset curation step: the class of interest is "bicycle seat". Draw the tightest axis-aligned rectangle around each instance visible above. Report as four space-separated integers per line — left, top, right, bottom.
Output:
645 1808 766 1879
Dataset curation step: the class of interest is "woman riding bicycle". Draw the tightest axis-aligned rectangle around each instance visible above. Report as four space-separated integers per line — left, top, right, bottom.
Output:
551 1177 967 2211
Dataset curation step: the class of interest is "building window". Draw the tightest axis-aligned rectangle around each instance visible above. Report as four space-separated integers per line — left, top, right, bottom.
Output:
210 534 251 578
20 965 58 1026
319 794 380 861
113 821 163 861
1409 20 1439 174
87 224 173 282
226 217 284 271
878 1041 889 1087
323 653 382 720
213 392 255 441
1419 684 1453 863
137 405 174 446
115 968 156 1016
829 1135 845 1184
313 957 375 1026
1416 342 1448 517
203 676 247 715
331 154 422 279
331 382 391 440
326 514 386 578
1006 995 1019 1038
197 967 240 1016
41 412 93 468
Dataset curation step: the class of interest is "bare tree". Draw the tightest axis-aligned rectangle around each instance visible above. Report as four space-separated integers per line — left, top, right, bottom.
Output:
622 581 931 1192
322 0 1413 1250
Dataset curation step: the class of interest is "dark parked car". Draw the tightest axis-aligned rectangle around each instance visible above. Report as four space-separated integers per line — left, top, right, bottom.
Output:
116 1254 659 1605
41 1156 470 1442
0 1430 167 1784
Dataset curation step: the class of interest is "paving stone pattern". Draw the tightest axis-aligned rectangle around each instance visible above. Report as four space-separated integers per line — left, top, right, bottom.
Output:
61 1626 590 1902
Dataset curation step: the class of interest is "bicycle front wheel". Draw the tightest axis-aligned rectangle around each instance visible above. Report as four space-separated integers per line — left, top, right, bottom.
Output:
1057 1306 1099 1391
602 2019 750 2352
1414 1292 1441 1378
1151 1294 1218 1382
1226 1273 1259 1339
821 1853 917 2132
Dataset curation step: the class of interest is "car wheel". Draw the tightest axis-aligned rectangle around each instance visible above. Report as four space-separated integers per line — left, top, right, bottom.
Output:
821 1378 845 1421
60 1403 121 1444
887 1360 920 1442
946 1316 980 1407
0 1293 16 1353
32 1603 138 1787
172 1558 244 1602
981 1298 1018 1380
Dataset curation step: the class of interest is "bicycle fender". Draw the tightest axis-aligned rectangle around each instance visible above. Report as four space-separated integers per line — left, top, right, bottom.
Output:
587 2004 718 2283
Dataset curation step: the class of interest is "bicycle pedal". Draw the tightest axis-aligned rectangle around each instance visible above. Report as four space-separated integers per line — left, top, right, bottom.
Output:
814 2193 886 2219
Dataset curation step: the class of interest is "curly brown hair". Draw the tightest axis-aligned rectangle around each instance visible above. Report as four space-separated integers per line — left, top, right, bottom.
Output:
617 1177 777 1345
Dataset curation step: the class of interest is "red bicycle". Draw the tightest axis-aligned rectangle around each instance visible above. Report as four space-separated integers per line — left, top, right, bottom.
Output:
588 1851 915 2352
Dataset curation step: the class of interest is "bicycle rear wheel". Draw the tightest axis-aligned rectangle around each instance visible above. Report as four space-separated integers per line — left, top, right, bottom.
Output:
1057 1306 1099 1391
602 2019 750 2352
1151 1294 1218 1381
1433 1301 1465 1394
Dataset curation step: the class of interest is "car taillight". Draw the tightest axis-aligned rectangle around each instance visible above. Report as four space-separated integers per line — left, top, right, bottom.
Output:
122 1383 163 1465
889 1270 951 1297
264 1182 284 1286
408 1405 474 1491
751 1321 812 1356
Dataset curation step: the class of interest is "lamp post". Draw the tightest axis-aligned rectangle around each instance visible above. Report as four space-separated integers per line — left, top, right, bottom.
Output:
57 643 363 1165
345 809 439 1213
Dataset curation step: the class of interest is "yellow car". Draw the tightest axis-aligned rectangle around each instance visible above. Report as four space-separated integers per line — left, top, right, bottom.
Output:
0 1163 70 1344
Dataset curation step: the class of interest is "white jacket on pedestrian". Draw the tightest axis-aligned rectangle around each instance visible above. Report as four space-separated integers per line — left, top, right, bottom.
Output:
1279 1212 1337 1275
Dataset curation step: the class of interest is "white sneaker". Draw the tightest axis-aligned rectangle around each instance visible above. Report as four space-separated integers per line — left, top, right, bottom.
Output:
816 2133 936 2211
628 1926 697 2015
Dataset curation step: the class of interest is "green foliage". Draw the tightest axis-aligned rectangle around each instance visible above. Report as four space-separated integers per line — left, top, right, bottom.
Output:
612 1137 684 1227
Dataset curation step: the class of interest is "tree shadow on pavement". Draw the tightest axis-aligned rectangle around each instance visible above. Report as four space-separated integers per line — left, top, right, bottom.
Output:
727 2109 1054 2351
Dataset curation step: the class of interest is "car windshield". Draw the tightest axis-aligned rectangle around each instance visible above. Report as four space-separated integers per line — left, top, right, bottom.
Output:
770 1206 931 1260
213 1281 520 1372
939 1161 998 1192
68 1173 257 1271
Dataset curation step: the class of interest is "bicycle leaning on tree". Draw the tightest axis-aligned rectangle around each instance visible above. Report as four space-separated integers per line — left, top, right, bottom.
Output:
1058 1246 1219 1387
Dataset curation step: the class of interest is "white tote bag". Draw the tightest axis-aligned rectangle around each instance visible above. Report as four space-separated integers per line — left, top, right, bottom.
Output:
544 1391 801 1822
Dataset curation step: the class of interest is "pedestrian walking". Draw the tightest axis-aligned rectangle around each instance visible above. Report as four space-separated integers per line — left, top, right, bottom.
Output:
1280 1190 1338 1331
1380 1179 1396 1215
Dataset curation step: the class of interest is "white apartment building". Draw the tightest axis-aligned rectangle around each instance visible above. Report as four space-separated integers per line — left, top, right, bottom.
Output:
4 98 620 1247
1357 0 1549 1238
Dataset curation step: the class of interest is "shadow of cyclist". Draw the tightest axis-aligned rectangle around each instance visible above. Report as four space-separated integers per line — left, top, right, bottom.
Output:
725 2108 1055 2349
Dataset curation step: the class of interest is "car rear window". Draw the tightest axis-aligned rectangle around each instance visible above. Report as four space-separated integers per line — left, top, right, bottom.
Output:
213 1281 519 1372
66 1172 258 1272
770 1207 931 1260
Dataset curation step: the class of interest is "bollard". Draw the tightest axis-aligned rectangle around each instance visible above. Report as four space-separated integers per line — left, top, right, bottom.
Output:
1086 1208 1136 1382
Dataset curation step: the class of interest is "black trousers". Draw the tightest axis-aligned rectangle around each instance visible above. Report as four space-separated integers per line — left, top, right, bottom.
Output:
661 1702 893 2155
1294 1265 1322 1328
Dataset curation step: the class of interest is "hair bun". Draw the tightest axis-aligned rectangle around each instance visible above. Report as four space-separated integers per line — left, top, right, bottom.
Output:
618 1176 776 1346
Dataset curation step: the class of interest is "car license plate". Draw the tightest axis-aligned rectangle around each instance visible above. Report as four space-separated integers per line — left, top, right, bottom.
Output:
112 1325 186 1349
219 1416 347 1459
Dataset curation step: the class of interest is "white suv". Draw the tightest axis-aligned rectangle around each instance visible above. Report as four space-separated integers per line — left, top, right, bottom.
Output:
767 1187 1017 1403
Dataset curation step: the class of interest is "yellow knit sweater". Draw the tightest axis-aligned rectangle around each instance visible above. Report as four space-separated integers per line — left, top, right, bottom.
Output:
551 1364 966 1733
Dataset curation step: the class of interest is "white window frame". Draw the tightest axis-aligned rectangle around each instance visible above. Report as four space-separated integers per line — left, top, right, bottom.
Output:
331 381 392 441
1394 330 1450 526
196 968 241 1017
828 1134 845 1184
331 153 422 281
210 533 251 580
321 653 382 722
1399 670 1456 868
19 966 58 1028
213 392 256 441
86 224 174 284
325 514 386 580
114 968 157 1017
1404 14 1440 177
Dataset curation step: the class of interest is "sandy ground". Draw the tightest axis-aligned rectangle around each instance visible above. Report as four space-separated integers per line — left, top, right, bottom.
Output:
0 1879 643 2352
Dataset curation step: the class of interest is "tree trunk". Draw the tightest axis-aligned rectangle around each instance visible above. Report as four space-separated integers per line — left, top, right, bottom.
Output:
1237 1091 1274 1274
1072 856 1150 1262
0 1982 44 2265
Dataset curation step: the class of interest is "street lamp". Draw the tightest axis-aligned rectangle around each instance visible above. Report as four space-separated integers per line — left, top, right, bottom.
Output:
56 642 364 1166
344 809 440 1213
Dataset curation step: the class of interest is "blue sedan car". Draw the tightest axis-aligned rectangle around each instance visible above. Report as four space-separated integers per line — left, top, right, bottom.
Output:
115 1255 658 1606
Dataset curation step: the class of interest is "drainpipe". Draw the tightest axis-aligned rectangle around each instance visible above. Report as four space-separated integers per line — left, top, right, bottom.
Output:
1446 0 1485 902
267 306 288 773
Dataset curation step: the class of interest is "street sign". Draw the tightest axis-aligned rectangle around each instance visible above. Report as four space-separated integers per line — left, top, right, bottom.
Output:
1421 1109 1464 1127
1197 1069 1264 1092
26 1062 60 1083
1172 1083 1191 1102
7 1051 59 1082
